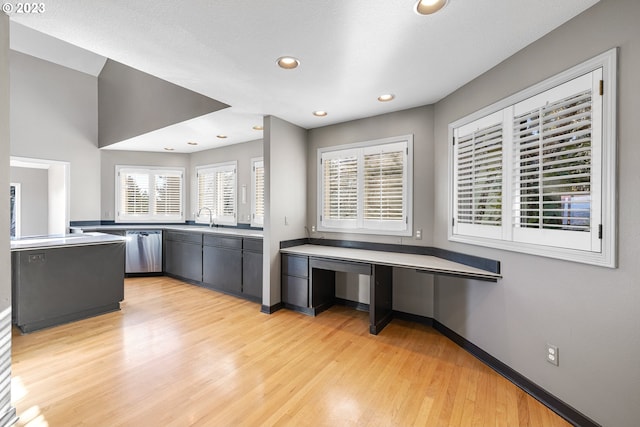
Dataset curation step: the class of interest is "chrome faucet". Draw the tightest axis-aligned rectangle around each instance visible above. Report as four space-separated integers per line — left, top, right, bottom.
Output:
197 207 216 227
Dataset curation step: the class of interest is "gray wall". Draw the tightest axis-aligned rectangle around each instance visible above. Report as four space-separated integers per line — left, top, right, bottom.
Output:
100 150 190 221
10 50 100 222
98 59 228 147
306 105 435 317
263 116 307 307
10 166 48 236
189 139 263 224
432 0 639 425
0 12 15 425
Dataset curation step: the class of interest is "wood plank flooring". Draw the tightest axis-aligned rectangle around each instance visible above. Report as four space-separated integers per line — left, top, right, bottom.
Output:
11 277 571 426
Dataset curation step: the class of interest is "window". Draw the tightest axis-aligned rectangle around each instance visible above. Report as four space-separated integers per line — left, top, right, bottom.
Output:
116 166 184 223
251 158 264 227
196 161 237 226
449 49 616 267
10 183 20 238
318 135 413 235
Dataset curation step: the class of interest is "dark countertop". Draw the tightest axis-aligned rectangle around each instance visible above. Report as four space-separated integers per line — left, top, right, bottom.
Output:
73 225 263 239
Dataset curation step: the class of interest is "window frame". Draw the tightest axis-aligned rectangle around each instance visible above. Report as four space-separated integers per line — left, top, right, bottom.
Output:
448 48 617 267
250 157 264 228
317 135 413 236
115 165 185 223
195 161 238 227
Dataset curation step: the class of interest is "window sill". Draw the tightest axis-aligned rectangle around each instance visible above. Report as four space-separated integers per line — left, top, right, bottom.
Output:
448 234 615 268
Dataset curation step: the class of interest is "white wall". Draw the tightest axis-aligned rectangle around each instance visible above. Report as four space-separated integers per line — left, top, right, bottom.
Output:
263 116 307 308
9 51 100 222
9 166 48 236
189 139 262 224
306 105 435 317
432 0 640 425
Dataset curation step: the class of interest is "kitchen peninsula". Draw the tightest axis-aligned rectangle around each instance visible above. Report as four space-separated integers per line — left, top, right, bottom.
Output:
11 232 126 333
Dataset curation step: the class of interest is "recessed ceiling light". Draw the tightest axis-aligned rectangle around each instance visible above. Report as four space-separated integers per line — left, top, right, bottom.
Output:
217 134 228 139
164 147 175 151
252 125 264 131
187 141 198 145
378 94 395 102
313 111 328 117
414 0 448 15
276 56 300 69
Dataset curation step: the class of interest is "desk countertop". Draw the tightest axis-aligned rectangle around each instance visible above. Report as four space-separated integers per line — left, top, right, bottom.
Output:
280 244 501 281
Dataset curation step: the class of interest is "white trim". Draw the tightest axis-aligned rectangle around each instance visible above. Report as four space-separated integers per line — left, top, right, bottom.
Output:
10 156 71 234
317 134 413 236
250 157 264 228
195 161 238 226
115 165 185 223
448 48 617 268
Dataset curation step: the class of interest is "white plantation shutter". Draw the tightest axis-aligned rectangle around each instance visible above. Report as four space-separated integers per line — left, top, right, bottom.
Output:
154 172 183 217
196 162 237 225
116 167 184 222
121 171 150 216
251 159 264 227
512 72 600 251
322 149 358 229
362 141 407 231
319 136 412 235
449 49 615 268
453 111 504 239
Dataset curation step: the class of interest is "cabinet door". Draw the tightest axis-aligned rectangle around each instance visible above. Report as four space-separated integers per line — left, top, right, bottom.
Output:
242 250 262 299
203 246 242 294
282 275 308 307
165 240 202 282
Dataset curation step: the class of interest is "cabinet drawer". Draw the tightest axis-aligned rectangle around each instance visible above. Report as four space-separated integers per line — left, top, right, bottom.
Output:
282 254 308 278
203 235 242 249
282 275 308 308
165 231 202 244
243 238 263 252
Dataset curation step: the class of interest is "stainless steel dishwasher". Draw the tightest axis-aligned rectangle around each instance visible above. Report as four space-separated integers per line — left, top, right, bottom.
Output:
125 230 162 274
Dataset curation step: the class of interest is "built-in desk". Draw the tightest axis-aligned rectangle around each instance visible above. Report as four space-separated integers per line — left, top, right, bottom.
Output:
280 243 501 335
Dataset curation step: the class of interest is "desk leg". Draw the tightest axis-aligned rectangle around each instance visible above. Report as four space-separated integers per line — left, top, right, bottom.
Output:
370 264 393 335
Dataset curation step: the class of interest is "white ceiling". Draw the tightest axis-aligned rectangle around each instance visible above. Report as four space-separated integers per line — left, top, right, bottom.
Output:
8 0 600 152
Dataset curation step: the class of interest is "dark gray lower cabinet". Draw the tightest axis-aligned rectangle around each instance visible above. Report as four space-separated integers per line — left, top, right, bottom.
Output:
203 235 242 294
282 254 310 311
242 238 263 300
163 230 262 303
12 242 125 333
164 231 202 282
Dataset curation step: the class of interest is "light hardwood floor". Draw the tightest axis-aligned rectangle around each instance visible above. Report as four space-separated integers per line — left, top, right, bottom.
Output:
11 277 570 427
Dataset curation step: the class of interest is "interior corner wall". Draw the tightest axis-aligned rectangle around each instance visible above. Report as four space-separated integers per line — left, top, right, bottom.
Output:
306 105 435 317
263 116 307 307
9 50 100 222
432 0 640 425
189 139 263 223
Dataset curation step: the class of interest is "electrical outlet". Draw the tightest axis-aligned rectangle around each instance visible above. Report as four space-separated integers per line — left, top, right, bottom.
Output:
415 229 422 239
546 343 559 366
311 225 316 232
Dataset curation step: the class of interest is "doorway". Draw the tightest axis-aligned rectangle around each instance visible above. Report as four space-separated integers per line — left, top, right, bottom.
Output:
9 157 70 237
